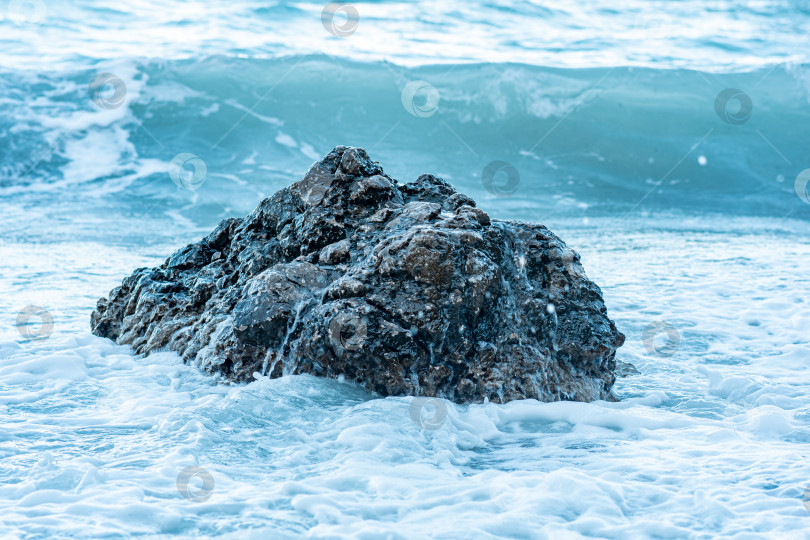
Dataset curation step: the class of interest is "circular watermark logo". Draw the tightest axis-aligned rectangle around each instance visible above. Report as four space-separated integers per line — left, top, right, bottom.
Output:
714 88 753 125
321 2 359 37
409 397 447 430
481 161 520 197
16 305 54 341
642 321 680 357
7 0 46 25
169 153 207 190
328 312 367 352
632 12 675 42
794 169 810 204
176 466 214 503
88 72 127 110
401 81 440 118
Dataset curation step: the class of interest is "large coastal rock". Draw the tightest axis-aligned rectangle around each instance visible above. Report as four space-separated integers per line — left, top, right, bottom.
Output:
92 147 624 403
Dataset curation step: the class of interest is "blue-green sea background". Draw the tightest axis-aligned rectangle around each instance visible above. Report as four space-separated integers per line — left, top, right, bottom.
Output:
2 1 810 538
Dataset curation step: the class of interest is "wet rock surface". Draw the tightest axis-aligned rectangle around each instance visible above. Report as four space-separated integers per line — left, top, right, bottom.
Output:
92 146 625 403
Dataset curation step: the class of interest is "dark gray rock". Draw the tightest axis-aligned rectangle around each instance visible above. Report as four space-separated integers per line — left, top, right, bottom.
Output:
92 146 624 403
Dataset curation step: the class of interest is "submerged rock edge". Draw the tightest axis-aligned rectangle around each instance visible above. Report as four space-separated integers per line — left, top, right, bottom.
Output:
91 146 625 404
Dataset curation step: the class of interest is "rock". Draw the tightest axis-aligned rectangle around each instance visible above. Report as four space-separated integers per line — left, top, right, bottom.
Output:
91 146 625 403
615 360 640 378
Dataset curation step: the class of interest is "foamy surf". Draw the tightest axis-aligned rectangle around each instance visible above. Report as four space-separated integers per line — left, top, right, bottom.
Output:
3 0 810 537
3 216 810 538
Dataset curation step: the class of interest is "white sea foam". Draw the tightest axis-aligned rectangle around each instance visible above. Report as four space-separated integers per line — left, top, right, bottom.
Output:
2 1 810 536
0 0 805 70
1 218 809 538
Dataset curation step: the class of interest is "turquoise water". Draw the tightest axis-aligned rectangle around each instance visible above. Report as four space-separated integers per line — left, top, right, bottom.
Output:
2 1 810 538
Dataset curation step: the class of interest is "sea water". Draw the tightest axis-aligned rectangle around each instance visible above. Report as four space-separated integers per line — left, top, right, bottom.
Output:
2 1 810 538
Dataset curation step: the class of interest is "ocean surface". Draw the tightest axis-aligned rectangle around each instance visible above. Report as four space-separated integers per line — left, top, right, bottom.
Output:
2 1 810 538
